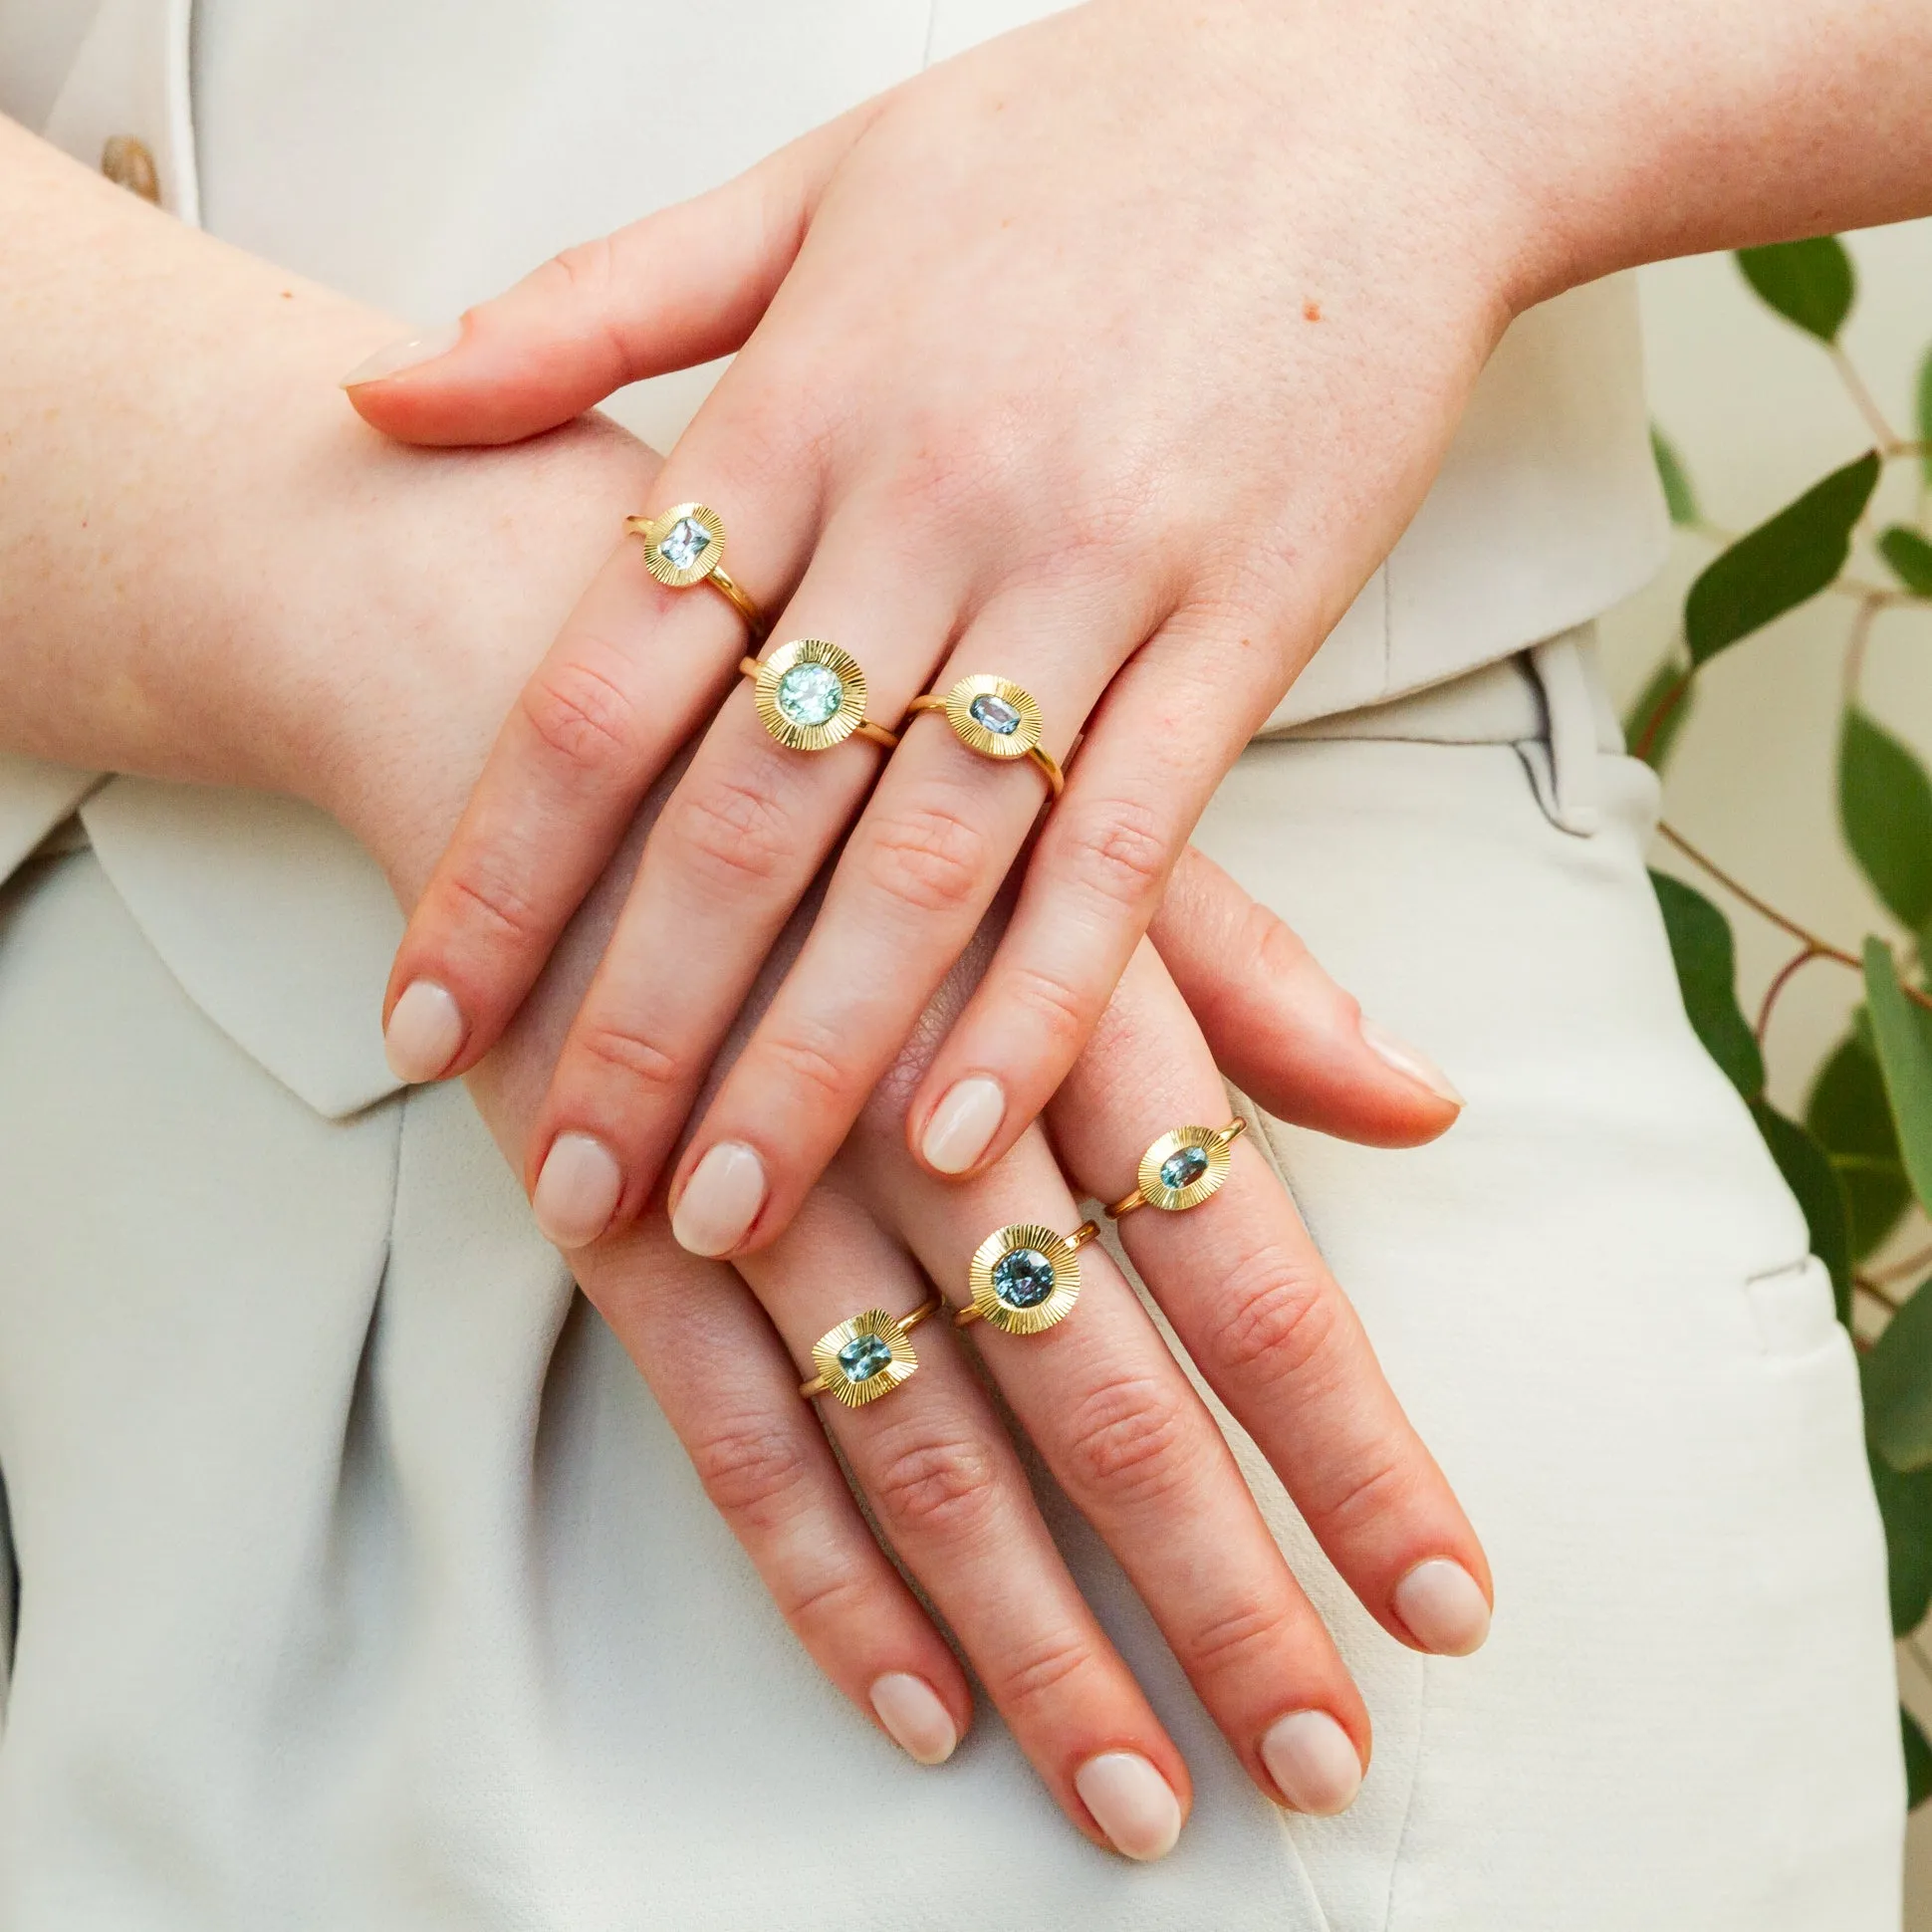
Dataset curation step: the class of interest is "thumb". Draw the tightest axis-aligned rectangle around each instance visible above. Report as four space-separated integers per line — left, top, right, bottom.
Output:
1151 846 1465 1149
341 109 869 447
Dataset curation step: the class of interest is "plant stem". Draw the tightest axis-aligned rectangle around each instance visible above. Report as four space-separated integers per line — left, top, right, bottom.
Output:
1656 823 1932 1015
1870 1243 1932 1290
1829 345 1905 456
1843 595 1881 707
1857 1276 1904 1315
1756 943 1823 1044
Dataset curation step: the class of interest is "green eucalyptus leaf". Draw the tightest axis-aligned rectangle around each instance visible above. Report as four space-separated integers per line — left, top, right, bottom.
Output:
1918 346 1932 487
1650 870 1765 1098
1840 709 1932 932
1685 451 1881 665
1880 525 1932 598
1866 1421 1932 1633
1736 238 1855 343
1864 938 1932 1217
1808 1029 1912 1262
1750 1101 1851 1326
1623 657 1695 772
1867 1275 1932 1473
1906 1708 1932 1811
1650 426 1699 526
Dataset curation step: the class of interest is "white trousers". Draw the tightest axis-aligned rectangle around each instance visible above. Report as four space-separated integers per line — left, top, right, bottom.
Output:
0 635 1900 1928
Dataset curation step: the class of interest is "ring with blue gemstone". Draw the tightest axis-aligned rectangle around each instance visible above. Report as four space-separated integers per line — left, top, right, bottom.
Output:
741 639 901 753
624 502 769 641
905 674 1065 798
800 1297 941 1407
956 1219 1099 1336
1107 1118 1248 1219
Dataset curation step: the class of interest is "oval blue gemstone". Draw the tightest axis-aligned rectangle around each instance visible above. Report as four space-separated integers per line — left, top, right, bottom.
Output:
1158 1144 1211 1192
968 692 1023 736
837 1332 895 1382
992 1247 1057 1310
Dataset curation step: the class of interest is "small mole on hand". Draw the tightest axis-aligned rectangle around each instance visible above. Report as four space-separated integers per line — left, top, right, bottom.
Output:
1303 300 1322 323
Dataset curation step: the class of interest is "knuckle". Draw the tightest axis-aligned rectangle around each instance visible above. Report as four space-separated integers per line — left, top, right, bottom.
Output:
759 1021 858 1110
773 1565 873 1642
999 961 1093 1058
1315 1449 1422 1543
571 1016 684 1097
1183 1595 1299 1680
686 1414 816 1529
861 798 990 918
867 1427 1003 1543
1057 796 1170 913
1245 897 1315 984
995 1629 1094 1719
667 770 797 890
1061 1372 1200 1508
519 650 644 783
1206 1248 1340 1391
439 860 542 950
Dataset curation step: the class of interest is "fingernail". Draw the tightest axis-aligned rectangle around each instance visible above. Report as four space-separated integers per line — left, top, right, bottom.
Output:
1393 1558 1492 1656
1358 1018 1464 1107
532 1132 623 1250
670 1141 766 1256
920 1078 1006 1175
340 320 463 387
869 1673 958 1766
1074 1751 1182 1861
382 980 464 1084
1259 1710 1361 1816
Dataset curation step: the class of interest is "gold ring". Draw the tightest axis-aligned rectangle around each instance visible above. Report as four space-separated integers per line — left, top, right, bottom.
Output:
954 1220 1099 1334
625 503 769 641
906 675 1065 797
1107 1118 1248 1219
740 641 900 752
800 1298 940 1406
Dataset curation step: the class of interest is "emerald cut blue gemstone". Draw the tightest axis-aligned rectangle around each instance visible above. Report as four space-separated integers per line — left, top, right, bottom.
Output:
837 1332 894 1383
659 516 710 570
1158 1144 1211 1192
969 692 1022 736
992 1247 1057 1310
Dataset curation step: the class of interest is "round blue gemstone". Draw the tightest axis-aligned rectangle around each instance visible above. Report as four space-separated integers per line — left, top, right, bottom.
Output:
969 692 1023 736
992 1247 1057 1310
837 1332 894 1383
1158 1144 1211 1192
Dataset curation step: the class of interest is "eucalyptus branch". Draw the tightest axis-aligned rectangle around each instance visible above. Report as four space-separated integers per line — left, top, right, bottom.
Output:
1828 344 1907 457
1869 1242 1932 1290
1756 943 1825 1043
1843 594 1882 706
1857 1275 1904 1315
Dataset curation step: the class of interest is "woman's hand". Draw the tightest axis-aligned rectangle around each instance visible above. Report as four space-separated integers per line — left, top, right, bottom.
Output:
350 0 1530 1256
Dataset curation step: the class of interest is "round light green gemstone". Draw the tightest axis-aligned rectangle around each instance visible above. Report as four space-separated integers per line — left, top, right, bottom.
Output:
992 1248 1057 1310
776 662 845 728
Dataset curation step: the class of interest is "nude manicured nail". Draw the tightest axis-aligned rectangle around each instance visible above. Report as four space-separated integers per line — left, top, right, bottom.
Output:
670 1141 766 1256
1260 1710 1361 1816
382 980 464 1084
869 1674 958 1766
532 1132 623 1250
920 1078 1006 1175
340 320 463 387
1393 1558 1492 1656
1074 1752 1182 1861
1359 1018 1464 1107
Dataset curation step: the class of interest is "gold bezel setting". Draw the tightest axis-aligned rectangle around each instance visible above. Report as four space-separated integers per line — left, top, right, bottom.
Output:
941 675 1044 761
635 502 727 590
964 1222 1087 1335
1136 1123 1238 1213
808 1308 923 1408
752 638 870 752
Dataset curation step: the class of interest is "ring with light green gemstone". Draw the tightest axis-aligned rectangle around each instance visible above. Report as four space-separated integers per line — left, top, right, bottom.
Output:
1106 1118 1248 1219
741 640 901 753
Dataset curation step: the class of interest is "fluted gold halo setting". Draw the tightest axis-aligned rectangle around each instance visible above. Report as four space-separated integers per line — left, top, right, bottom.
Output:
632 502 727 589
959 1221 1097 1335
750 638 871 752
803 1302 935 1407
940 674 1044 760
1113 1119 1247 1217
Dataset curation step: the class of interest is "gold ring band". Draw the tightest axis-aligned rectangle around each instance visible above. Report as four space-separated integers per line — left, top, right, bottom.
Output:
625 503 770 642
740 648 900 752
1107 1117 1248 1219
800 1296 941 1405
954 1220 1099 1334
906 675 1066 797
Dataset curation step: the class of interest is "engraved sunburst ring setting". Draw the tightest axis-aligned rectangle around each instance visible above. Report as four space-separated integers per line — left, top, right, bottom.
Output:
1107 1118 1248 1218
906 674 1065 797
800 1298 941 1407
625 502 769 641
955 1220 1100 1335
741 638 901 752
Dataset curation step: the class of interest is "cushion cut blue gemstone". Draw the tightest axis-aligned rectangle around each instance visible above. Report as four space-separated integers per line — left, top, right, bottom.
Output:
968 692 1023 736
992 1247 1057 1310
837 1332 894 1382
1158 1144 1211 1192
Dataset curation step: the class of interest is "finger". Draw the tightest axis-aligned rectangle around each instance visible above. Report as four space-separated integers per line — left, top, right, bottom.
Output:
667 582 1140 1257
1151 845 1464 1145
733 1186 1191 1859
851 1117 1373 1818
901 603 1293 1181
1050 940 1494 1663
343 108 875 446
524 506 965 1242
381 429 821 1087
571 1213 973 1765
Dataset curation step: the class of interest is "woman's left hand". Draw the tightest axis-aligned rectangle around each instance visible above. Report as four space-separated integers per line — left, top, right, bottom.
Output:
350 0 1533 1255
